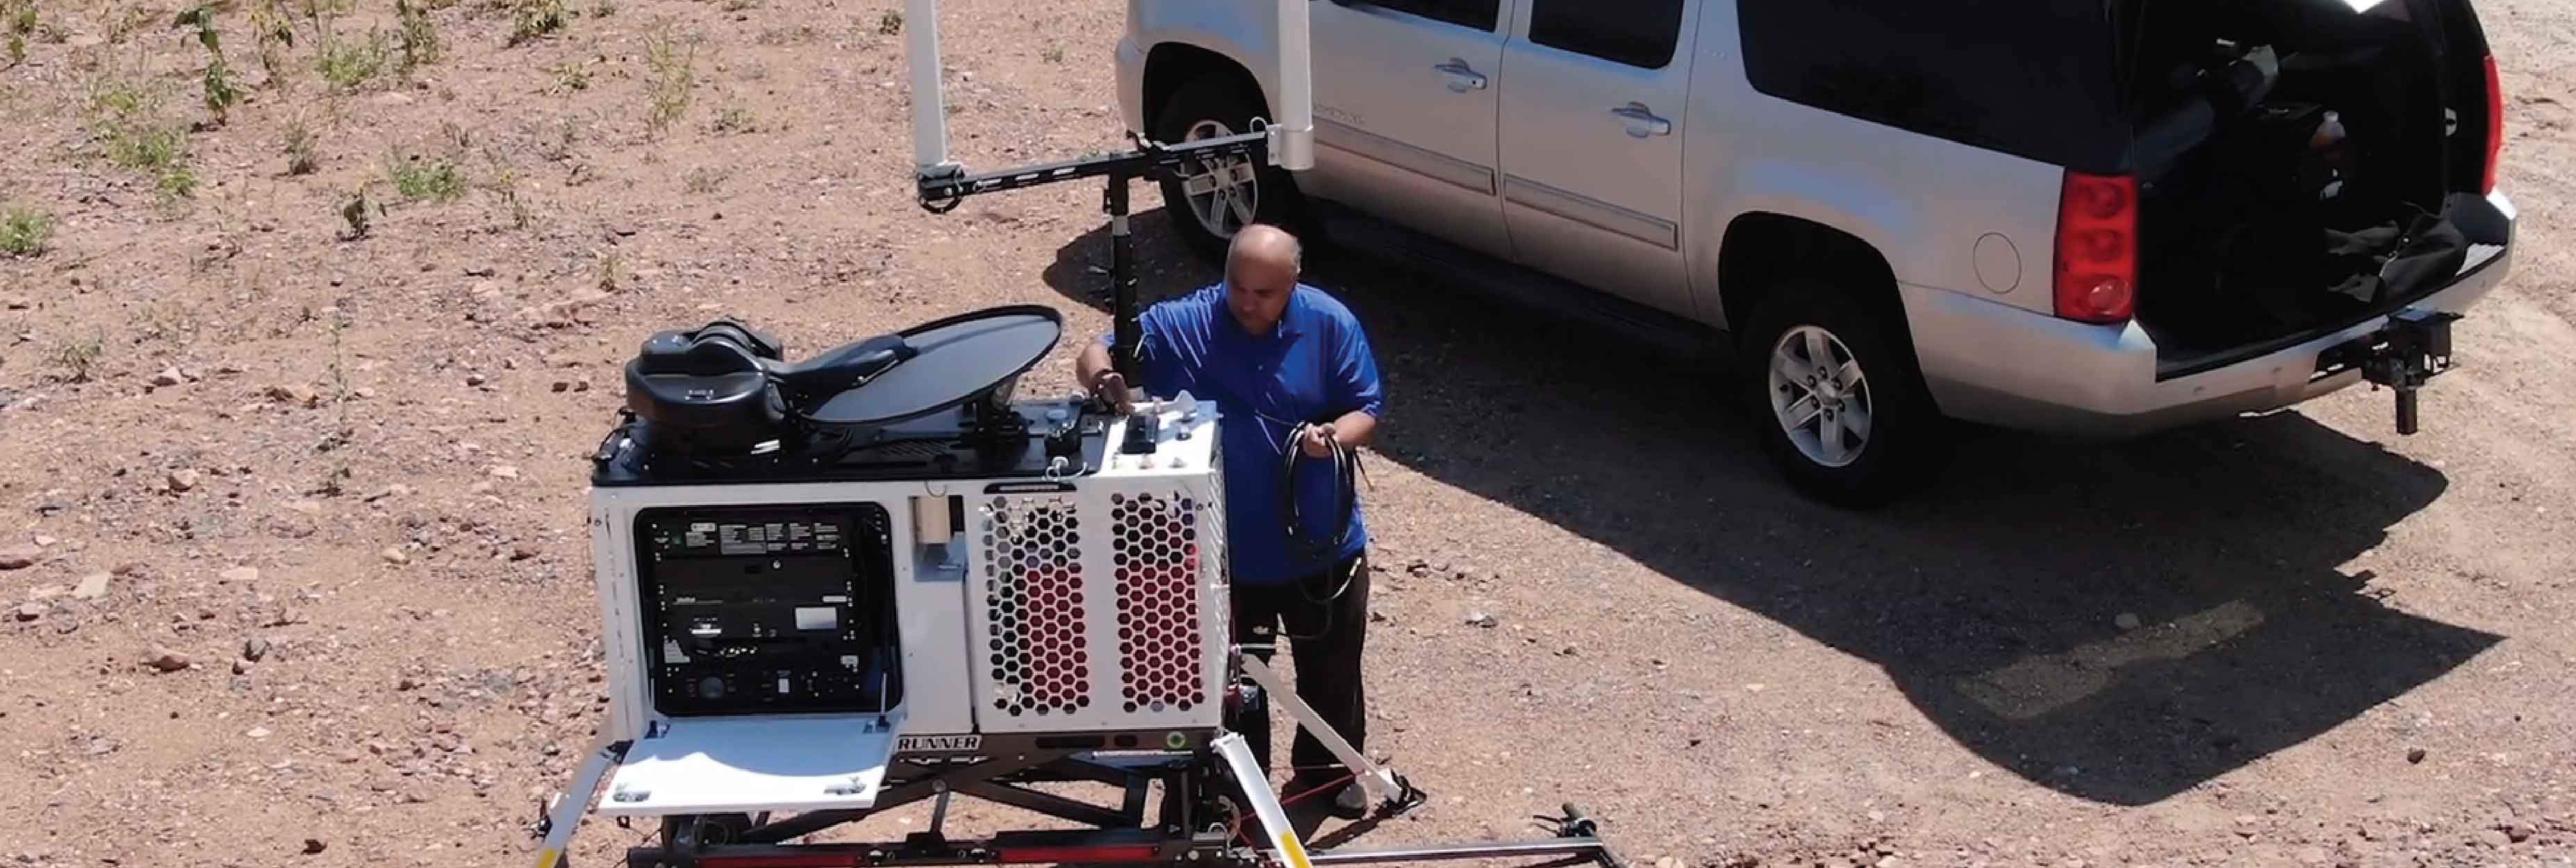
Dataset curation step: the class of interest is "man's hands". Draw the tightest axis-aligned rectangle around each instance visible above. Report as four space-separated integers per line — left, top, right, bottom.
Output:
1077 341 1136 414
1298 423 1339 458
1087 369 1135 415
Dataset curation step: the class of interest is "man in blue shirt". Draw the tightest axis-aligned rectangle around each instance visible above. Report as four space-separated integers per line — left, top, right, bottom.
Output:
1075 224 1385 815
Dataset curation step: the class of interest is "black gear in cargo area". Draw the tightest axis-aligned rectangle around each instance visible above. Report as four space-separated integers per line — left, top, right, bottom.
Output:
2128 0 2476 359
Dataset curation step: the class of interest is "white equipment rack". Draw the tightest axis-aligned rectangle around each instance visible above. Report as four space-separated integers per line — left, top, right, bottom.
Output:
524 1 1630 865
583 397 1232 819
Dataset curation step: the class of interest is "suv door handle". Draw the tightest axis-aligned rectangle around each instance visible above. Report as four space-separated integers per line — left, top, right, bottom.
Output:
1433 58 1488 93
1610 102 1672 137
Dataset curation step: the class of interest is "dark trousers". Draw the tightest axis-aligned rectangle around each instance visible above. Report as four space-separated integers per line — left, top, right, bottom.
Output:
1228 553 1370 782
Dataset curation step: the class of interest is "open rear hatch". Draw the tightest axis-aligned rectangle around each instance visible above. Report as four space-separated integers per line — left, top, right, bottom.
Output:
2116 0 2509 379
600 715 898 817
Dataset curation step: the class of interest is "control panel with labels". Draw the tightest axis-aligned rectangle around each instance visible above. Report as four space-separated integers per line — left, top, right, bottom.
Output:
634 504 901 717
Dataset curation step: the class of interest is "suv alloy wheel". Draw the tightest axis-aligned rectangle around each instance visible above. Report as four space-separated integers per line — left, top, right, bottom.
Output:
1151 76 1305 263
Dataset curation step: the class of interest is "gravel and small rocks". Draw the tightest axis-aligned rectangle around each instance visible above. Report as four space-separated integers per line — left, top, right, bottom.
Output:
0 546 40 570
143 647 192 672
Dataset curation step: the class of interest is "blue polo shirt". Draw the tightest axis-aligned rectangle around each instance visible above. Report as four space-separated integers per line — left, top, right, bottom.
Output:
1099 282 1385 585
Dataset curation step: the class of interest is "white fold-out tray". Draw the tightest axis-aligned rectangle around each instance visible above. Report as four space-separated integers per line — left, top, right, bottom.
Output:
600 716 897 817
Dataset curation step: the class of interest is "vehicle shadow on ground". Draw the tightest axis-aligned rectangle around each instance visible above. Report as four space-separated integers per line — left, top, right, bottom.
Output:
1040 212 2502 807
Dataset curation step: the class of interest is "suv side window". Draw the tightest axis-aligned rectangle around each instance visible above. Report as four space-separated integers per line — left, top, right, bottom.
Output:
1736 0 2127 172
1370 0 1499 32
1528 0 1686 69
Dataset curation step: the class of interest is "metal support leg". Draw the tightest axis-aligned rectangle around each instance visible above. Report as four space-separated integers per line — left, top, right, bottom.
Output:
1303 839 1616 866
1213 733 1315 868
745 752 1057 844
1239 656 1419 814
529 733 629 868
955 780 1134 828
1107 174 1139 384
1105 172 1165 457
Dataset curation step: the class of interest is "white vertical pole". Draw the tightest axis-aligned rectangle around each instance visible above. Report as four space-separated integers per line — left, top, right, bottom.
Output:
1240 655 1400 806
905 0 954 176
1269 0 1314 171
1212 733 1317 868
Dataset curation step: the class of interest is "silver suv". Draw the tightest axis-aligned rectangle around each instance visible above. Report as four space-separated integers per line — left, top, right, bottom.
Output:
1115 0 2518 503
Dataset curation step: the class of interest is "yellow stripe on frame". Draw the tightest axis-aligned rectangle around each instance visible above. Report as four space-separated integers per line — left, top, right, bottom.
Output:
1275 831 1314 868
536 849 562 868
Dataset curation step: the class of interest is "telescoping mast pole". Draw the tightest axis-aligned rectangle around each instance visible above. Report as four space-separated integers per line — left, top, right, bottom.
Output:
902 0 1310 385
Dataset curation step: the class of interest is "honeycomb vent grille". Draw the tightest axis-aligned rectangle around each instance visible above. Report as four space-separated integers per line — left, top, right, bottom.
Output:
980 495 1089 717
1110 492 1205 714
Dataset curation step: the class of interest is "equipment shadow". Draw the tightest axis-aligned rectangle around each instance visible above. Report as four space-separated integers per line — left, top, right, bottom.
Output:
1039 212 2502 807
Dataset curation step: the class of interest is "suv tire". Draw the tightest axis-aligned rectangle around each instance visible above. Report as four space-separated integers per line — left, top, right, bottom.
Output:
1150 76 1305 264
1735 283 1946 506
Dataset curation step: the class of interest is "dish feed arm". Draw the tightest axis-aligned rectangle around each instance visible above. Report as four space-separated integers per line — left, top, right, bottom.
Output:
902 0 1312 179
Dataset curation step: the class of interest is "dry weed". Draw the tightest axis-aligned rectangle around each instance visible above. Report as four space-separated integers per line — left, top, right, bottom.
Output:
5 0 35 64
86 76 197 199
595 249 626 291
1 204 51 257
282 115 320 174
394 0 438 75
548 58 590 92
339 183 372 239
174 4 242 123
249 0 296 87
507 0 565 46
48 334 105 382
385 148 467 201
482 164 531 230
314 26 388 90
682 165 724 194
642 24 694 137
709 101 754 134
752 24 813 45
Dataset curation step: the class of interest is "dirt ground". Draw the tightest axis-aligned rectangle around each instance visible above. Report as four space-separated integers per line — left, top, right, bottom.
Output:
3 0 2573 865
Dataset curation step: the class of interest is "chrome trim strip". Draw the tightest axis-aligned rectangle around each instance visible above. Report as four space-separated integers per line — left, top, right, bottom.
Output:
1314 118 1496 196
1501 175 1679 250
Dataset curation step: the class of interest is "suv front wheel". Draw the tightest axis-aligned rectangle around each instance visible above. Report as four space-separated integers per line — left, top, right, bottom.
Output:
1735 284 1946 506
1150 76 1304 263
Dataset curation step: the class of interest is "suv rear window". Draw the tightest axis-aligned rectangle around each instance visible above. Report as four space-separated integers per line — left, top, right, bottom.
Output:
1373 0 1498 32
1737 0 2129 172
1529 0 1686 69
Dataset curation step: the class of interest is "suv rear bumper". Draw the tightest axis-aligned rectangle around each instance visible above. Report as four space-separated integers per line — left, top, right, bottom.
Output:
1906 190 2516 437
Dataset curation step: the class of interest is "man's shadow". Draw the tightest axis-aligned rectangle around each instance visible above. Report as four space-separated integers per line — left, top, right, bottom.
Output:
1043 210 2500 811
1281 787 1389 845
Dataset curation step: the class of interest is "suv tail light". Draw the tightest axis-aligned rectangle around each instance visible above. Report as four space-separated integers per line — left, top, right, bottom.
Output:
2054 172 2138 324
2483 53 2504 194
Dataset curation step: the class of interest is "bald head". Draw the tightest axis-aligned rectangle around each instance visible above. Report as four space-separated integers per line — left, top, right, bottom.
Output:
1222 224 1301 336
1228 223 1302 278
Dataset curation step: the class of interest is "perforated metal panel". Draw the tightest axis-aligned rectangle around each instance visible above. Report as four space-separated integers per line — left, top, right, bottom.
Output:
977 494 1093 719
949 404 1229 734
966 482 1227 732
1205 439 1228 593
1110 492 1205 715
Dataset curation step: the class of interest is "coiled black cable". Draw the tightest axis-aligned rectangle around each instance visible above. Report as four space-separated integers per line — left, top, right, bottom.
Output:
1277 422 1364 638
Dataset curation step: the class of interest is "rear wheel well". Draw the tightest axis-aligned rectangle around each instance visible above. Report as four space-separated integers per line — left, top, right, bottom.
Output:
1717 214 1909 354
1142 43 1267 135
